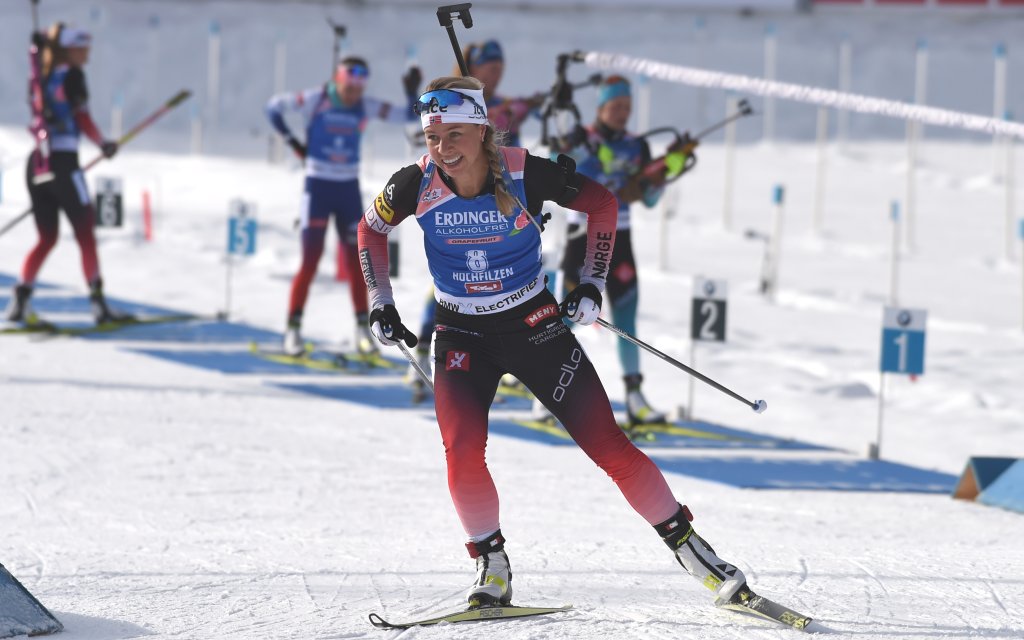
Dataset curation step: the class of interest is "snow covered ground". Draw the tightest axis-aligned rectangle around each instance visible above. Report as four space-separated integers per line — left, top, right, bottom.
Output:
3 1 1024 638
2 121 1023 638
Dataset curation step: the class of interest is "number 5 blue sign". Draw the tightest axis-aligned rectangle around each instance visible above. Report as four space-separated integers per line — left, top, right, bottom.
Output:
880 307 927 375
227 217 257 255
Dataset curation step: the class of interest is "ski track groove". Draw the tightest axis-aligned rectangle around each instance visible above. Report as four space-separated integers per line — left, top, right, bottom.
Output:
795 558 809 590
882 562 982 631
301 573 321 613
848 559 889 596
19 486 38 520
985 579 1009 617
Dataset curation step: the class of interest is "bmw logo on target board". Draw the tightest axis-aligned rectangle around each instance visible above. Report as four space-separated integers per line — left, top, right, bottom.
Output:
691 277 727 342
880 306 927 375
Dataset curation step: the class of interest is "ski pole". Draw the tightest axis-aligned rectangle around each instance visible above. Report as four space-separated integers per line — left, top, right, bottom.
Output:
692 99 754 141
398 342 433 392
595 317 767 413
436 3 474 76
0 89 191 239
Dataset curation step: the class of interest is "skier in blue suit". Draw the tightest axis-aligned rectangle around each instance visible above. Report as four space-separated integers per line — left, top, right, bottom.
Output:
266 56 421 355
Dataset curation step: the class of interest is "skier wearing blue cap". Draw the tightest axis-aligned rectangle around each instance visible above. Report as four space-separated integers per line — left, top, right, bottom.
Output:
559 75 692 427
459 39 545 148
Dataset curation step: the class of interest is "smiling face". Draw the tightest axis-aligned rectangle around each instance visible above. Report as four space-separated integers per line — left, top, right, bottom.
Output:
423 122 487 181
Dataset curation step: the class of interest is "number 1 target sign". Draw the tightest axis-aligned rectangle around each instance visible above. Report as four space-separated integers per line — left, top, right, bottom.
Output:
880 307 927 376
691 277 727 343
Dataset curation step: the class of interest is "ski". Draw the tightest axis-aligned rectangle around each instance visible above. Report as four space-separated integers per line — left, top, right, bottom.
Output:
51 313 198 336
248 342 401 373
0 319 56 335
619 422 659 442
368 603 573 629
3 313 198 337
716 587 813 632
331 349 401 370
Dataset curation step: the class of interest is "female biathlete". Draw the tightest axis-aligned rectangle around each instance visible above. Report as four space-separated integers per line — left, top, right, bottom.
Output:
6 24 123 325
357 76 750 609
560 75 684 427
408 39 545 391
265 56 420 355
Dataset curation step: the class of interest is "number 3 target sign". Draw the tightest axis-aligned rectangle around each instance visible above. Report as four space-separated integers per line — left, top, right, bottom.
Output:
691 277 727 343
880 307 927 376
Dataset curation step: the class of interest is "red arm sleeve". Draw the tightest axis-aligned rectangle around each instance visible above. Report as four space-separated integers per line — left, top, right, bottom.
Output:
563 175 618 291
357 217 394 309
74 110 104 146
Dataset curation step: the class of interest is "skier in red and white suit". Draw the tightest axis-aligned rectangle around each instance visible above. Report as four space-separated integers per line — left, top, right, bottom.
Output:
357 75 749 609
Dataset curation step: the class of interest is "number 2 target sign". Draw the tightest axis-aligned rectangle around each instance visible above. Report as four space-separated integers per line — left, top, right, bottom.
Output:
691 277 727 343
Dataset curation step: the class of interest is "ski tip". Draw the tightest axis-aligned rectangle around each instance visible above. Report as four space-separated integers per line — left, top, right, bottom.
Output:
802 619 831 634
367 612 390 629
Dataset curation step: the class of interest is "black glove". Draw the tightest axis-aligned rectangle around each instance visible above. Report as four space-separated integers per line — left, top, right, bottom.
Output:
286 136 306 159
559 283 602 326
31 31 47 48
402 65 423 99
368 304 418 348
100 140 118 159
563 125 588 150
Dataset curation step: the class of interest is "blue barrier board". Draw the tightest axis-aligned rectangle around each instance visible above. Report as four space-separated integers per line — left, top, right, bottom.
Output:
651 456 957 493
978 460 1024 514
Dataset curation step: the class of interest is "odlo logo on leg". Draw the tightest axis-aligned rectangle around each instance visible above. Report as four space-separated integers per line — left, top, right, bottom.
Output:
446 350 471 371
552 348 582 402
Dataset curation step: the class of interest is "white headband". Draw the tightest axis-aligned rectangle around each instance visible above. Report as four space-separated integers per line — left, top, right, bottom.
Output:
59 28 92 48
419 88 489 130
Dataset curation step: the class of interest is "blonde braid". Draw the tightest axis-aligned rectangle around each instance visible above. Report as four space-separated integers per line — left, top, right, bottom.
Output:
482 127 516 217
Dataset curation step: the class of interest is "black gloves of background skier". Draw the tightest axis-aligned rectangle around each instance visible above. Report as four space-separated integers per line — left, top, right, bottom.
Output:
402 65 423 121
100 140 118 159
285 136 307 160
369 304 418 348
560 283 602 326
549 124 589 154
402 65 423 99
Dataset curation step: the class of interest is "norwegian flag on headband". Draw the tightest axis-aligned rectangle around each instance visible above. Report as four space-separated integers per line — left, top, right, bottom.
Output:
429 115 443 125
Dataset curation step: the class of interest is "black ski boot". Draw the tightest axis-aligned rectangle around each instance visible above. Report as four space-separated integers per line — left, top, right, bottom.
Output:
89 279 133 325
283 312 304 356
654 504 747 604
5 284 34 323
